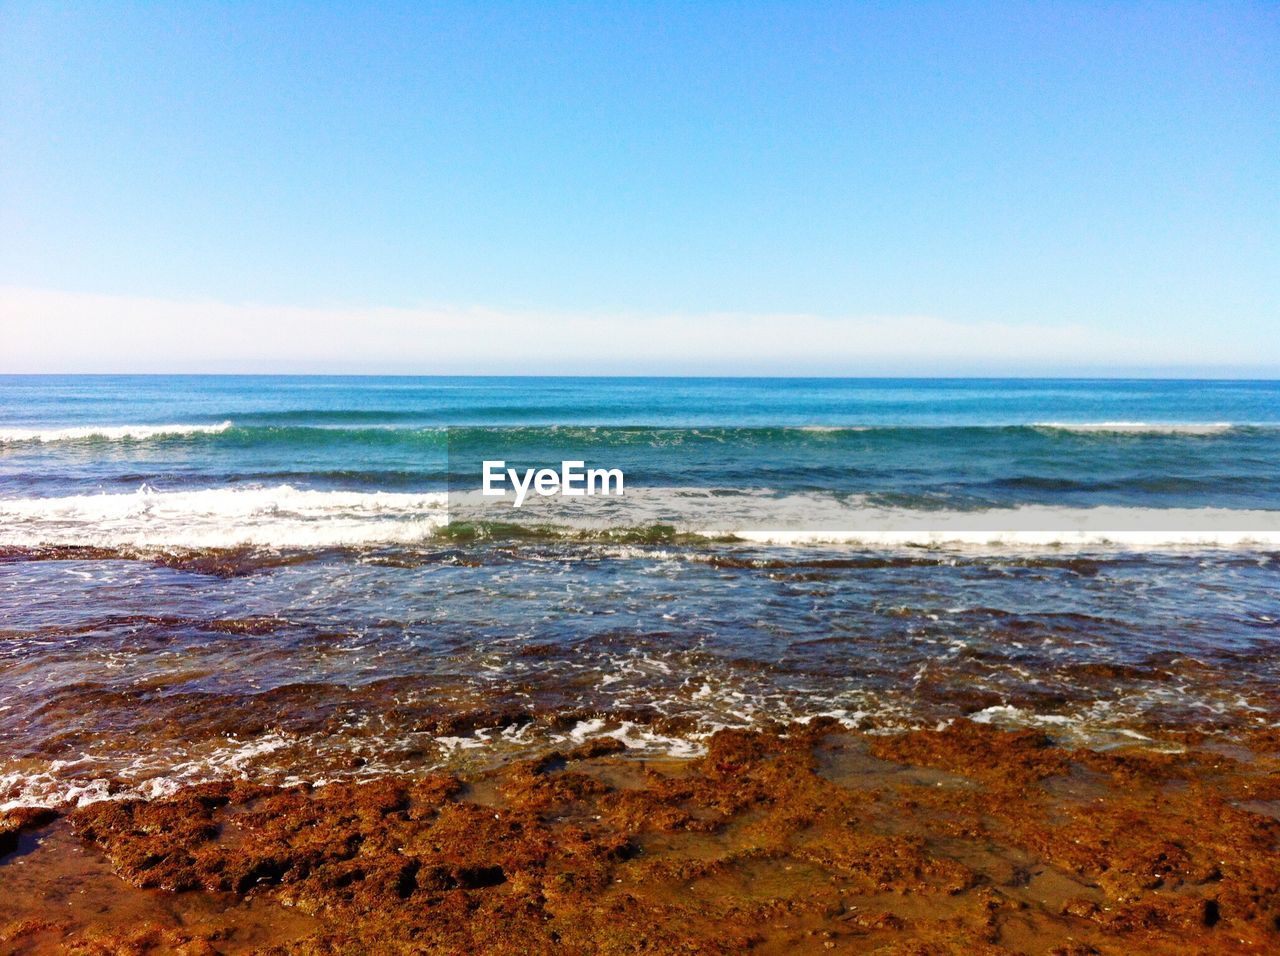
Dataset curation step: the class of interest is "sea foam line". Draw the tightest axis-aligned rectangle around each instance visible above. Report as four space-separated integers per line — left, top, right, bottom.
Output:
0 484 449 549
732 529 1280 548
1031 421 1235 434
0 421 233 443
0 485 1278 551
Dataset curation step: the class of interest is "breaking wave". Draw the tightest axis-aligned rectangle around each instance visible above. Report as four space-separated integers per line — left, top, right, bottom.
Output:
1 485 1278 550
1031 421 1237 435
0 421 234 443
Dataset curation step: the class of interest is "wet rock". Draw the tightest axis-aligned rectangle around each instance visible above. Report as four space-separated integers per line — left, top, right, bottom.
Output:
0 806 58 856
0 721 1266 953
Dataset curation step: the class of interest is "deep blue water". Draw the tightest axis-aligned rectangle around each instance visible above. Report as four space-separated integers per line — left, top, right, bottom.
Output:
3 376 1279 428
2 376 1279 511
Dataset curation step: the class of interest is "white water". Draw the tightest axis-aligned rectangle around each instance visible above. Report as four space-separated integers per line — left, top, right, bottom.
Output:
0 485 449 549
1031 421 1235 434
0 421 234 443
1 485 1278 550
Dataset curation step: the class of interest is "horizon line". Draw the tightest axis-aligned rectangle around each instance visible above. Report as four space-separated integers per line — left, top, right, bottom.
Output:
3 371 1280 382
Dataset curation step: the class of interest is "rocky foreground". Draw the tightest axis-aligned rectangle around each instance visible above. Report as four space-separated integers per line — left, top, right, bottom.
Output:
1 719 1279 954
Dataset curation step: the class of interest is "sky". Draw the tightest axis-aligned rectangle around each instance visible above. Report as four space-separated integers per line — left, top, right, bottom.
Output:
1 1 1277 375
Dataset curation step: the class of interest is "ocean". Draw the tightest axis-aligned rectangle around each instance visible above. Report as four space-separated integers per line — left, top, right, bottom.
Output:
1 376 1278 808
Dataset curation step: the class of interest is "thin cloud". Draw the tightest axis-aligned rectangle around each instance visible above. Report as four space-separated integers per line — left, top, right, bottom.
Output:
0 286 1270 375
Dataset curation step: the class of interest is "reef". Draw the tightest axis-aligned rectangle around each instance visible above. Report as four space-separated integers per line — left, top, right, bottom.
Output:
2 719 1278 953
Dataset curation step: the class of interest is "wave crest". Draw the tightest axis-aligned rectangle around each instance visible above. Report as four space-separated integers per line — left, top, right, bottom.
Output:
1 485 1278 551
0 485 449 549
0 421 233 443
1032 421 1235 435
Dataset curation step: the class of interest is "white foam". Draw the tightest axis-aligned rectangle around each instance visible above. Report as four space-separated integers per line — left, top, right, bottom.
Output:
0 732 305 810
457 488 1280 550
557 718 704 757
0 421 234 443
1032 421 1235 434
1 484 1277 551
0 484 448 549
970 705 1074 726
733 527 1280 549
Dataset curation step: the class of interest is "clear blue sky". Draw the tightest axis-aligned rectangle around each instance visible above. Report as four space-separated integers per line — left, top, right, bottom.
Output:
1 2 1277 373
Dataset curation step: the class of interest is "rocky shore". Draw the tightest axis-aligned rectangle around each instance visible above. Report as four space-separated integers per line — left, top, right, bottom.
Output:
2 719 1278 954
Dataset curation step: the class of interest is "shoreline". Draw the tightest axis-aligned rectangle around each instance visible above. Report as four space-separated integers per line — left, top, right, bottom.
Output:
2 720 1278 953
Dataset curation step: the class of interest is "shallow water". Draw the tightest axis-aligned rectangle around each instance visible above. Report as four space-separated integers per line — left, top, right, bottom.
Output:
2 543 1277 807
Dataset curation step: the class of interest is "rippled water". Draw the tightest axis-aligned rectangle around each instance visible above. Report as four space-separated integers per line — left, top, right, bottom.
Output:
3 543 1277 807
1 377 1278 807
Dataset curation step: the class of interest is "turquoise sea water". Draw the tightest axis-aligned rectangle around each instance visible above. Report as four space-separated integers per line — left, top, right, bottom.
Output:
2 376 1279 511
1 377 1277 807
